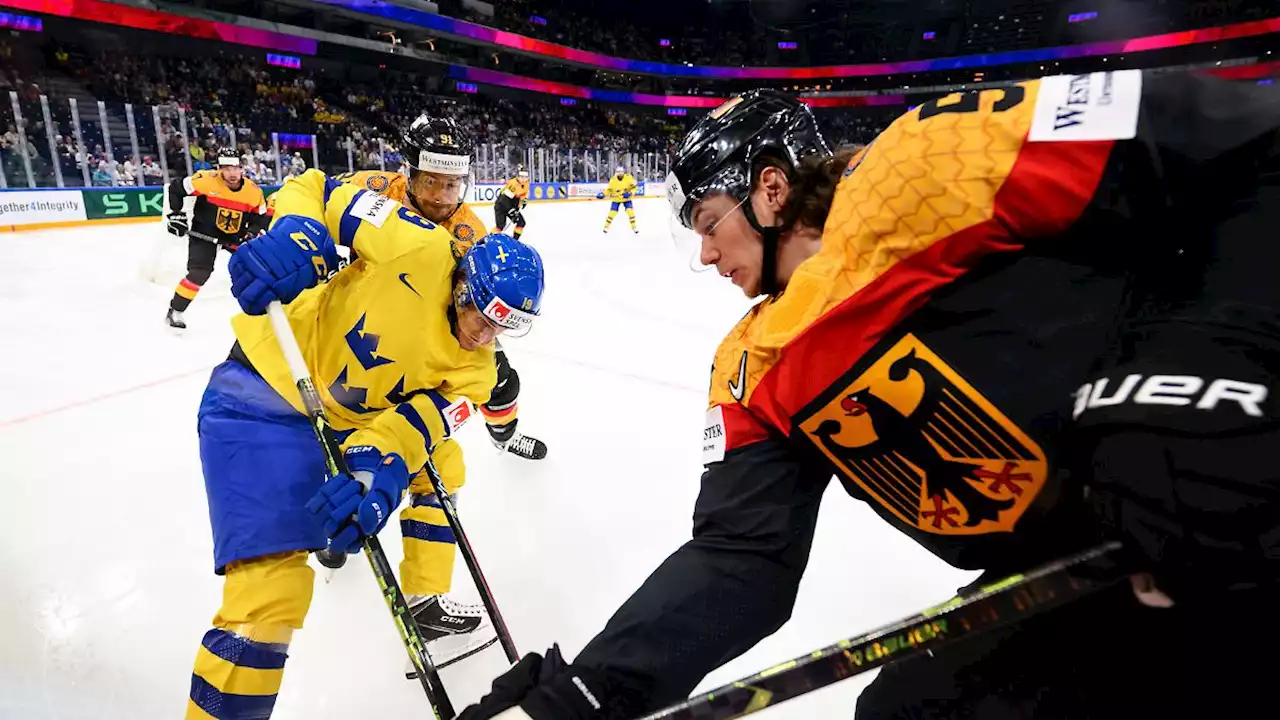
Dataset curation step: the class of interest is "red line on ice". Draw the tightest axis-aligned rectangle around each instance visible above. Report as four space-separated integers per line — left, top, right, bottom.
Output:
0 365 214 427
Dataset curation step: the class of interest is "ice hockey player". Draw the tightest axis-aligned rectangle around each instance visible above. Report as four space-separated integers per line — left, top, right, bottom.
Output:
185 168 545 720
164 148 268 329
457 73 1280 720
494 167 530 239
597 164 638 234
338 114 548 462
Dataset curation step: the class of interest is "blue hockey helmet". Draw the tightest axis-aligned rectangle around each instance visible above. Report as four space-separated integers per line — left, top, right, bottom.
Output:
457 233 544 337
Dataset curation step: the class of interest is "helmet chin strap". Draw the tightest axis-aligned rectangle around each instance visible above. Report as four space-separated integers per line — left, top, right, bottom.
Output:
740 194 789 297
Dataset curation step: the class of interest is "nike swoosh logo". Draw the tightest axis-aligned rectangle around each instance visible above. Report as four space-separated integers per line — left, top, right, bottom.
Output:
727 350 748 402
398 273 420 297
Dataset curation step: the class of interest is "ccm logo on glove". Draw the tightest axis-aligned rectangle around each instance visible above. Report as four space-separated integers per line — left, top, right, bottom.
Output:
1073 374 1268 419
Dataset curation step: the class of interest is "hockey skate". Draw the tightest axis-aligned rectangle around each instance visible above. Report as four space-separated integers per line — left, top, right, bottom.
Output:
493 432 547 460
404 595 497 675
165 308 186 330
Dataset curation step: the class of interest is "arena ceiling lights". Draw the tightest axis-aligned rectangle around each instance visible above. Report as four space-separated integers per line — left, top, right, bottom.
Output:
306 0 1280 80
0 0 318 54
444 66 908 109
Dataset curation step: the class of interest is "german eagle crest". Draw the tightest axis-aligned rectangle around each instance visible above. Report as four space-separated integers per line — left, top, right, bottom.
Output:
800 335 1046 535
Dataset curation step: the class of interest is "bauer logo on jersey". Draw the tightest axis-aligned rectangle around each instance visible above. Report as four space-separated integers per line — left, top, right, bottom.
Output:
215 207 244 234
350 191 397 228
1028 70 1142 142
797 334 1047 535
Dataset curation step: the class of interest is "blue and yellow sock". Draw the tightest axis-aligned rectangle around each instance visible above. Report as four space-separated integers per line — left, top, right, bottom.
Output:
187 551 313 719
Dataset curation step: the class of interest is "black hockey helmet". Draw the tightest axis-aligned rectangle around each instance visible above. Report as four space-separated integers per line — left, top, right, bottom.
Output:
400 113 472 177
216 147 241 167
667 90 830 295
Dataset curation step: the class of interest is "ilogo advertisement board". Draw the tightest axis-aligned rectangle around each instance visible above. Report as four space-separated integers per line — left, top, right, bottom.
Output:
468 183 574 204
469 183 505 204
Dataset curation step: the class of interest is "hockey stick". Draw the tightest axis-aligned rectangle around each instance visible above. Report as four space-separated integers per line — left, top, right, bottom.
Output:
637 541 1124 720
418 456 521 664
313 433 522 672
191 229 260 247
189 230 223 244
265 302 456 720
314 396 522 664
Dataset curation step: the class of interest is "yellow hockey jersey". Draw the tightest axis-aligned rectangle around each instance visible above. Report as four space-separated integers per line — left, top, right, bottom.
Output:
231 169 497 475
338 169 488 261
603 173 638 201
501 176 529 201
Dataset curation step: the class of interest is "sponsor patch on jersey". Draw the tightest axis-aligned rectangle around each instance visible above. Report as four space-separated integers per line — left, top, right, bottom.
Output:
453 223 475 244
349 191 397 228
442 397 474 435
702 405 727 465
1028 70 1142 142
366 174 390 192
796 334 1047 536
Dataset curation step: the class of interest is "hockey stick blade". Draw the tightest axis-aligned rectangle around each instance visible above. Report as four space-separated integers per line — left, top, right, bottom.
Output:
637 541 1124 720
407 633 502 678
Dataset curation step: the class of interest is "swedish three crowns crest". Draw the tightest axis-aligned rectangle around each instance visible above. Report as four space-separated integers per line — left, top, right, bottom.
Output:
799 335 1046 535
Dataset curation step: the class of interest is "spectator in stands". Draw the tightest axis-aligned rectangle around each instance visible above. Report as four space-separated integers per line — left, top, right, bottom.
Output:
190 143 208 170
91 159 112 186
1 32 900 188
120 156 137 186
141 156 164 185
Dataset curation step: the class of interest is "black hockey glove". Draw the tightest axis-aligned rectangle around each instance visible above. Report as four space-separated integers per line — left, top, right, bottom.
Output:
166 210 189 237
456 645 604 720
1077 425 1278 605
1069 336 1279 605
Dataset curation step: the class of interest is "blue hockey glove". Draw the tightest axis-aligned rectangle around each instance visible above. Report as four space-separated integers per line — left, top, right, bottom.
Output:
622 191 632 200
228 214 338 315
305 446 409 553
595 192 605 200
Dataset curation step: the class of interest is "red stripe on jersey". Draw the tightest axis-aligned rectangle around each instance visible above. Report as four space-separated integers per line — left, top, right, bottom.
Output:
721 402 772 452
752 138 1115 435
993 140 1115 237
194 193 262 213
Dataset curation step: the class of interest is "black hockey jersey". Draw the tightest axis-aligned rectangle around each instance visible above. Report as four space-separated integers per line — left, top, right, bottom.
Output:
573 70 1280 716
168 170 268 242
